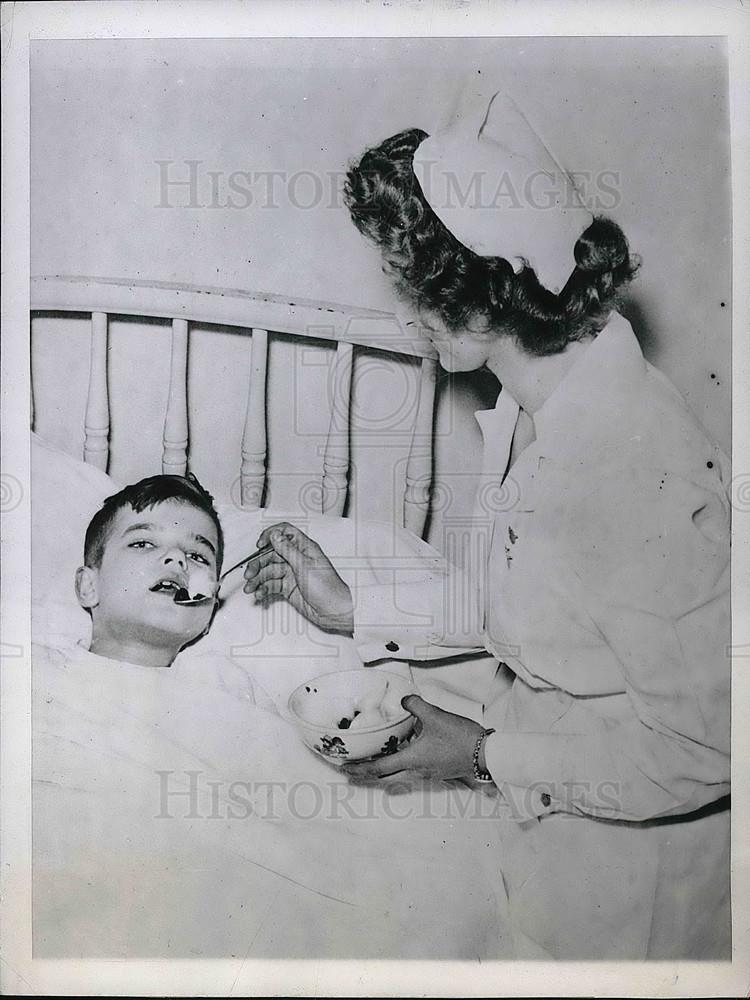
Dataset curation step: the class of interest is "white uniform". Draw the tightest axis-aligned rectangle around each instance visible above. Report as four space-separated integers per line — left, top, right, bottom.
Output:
354 312 731 959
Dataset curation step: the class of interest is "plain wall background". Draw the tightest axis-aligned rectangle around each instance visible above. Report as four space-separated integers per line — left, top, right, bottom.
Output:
30 36 731 554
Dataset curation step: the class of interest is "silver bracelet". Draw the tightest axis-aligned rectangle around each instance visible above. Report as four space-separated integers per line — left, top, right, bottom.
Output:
472 727 496 783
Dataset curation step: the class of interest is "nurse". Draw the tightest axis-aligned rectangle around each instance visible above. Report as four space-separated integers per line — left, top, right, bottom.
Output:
244 90 731 959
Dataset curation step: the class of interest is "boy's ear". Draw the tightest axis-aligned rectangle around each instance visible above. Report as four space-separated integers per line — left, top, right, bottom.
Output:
75 565 100 610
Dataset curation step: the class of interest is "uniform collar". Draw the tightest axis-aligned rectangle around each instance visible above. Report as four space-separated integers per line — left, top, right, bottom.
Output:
474 312 646 451
533 311 646 444
475 382 519 439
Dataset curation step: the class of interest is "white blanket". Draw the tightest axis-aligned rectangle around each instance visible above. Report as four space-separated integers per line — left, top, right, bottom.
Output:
33 640 509 958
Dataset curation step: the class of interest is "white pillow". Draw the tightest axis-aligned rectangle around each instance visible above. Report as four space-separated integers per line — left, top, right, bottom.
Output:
31 433 120 645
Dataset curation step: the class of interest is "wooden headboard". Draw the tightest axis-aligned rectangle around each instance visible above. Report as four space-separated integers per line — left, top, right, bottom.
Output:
30 275 439 537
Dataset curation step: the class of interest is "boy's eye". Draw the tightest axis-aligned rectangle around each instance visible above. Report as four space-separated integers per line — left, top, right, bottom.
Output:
188 551 210 566
128 539 155 550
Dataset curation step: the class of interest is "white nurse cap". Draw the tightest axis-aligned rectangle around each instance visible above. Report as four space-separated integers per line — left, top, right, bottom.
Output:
412 88 593 293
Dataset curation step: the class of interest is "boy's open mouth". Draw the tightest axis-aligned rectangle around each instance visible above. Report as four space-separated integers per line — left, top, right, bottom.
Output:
150 576 214 605
150 578 186 595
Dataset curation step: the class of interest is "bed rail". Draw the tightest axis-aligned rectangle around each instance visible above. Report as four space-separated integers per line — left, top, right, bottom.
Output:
31 275 439 536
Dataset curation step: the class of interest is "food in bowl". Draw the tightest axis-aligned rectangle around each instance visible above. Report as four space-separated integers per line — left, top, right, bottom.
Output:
288 670 416 763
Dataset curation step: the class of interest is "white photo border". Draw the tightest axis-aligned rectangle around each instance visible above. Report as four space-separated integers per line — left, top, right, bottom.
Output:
2 1 748 996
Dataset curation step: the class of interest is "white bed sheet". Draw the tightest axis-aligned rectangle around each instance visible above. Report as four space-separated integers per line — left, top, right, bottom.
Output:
33 638 510 959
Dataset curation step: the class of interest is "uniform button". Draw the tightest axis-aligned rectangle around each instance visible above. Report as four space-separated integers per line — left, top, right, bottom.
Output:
385 641 399 652
541 792 551 808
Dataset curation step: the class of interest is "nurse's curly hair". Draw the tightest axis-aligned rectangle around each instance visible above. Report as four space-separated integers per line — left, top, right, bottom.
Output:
344 128 639 356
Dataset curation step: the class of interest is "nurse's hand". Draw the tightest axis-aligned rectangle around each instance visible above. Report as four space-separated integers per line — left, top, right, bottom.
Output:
343 695 487 785
243 522 355 634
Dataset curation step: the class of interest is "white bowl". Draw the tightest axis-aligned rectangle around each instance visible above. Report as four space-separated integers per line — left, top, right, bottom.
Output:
288 669 416 763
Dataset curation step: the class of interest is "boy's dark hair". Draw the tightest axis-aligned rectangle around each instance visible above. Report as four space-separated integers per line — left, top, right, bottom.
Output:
344 128 640 356
84 473 224 572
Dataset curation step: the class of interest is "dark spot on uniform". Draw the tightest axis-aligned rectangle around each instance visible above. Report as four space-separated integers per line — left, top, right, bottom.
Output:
710 373 716 379
720 302 726 307
707 461 714 469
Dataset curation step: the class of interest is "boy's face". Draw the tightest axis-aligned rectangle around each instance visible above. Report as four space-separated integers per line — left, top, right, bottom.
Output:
77 499 220 651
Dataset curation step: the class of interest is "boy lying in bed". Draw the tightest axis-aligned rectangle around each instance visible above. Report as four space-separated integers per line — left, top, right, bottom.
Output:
32 472 506 959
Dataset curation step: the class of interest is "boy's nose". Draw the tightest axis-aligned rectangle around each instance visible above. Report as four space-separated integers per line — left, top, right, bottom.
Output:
163 548 188 570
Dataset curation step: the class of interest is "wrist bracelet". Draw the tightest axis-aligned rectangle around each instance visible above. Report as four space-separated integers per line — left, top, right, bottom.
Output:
472 727 496 783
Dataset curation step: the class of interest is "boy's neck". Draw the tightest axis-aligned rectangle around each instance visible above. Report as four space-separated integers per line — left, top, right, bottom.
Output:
89 632 179 668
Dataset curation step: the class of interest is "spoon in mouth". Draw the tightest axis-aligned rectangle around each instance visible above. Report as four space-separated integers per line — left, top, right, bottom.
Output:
173 544 273 605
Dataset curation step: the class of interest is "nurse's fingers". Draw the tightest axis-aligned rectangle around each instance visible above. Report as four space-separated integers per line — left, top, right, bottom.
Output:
256 522 313 556
380 770 431 792
343 742 423 782
255 522 296 550
243 548 282 581
253 579 286 602
252 562 287 585
243 561 287 594
345 767 429 790
258 522 332 565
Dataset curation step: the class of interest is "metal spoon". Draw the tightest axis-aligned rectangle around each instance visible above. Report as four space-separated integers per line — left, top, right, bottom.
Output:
173 544 273 605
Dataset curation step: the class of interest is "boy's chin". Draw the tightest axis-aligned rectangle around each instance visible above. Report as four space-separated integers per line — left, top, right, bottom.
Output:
151 595 213 627
162 619 212 649
106 609 212 651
